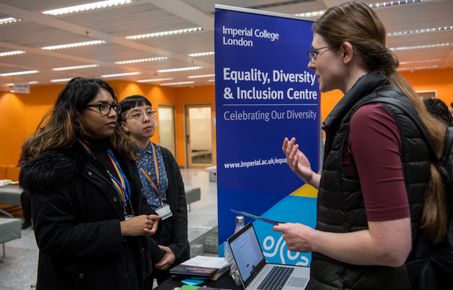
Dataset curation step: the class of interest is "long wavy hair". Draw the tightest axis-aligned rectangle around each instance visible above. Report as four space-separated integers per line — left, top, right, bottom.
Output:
21 77 136 161
313 1 447 243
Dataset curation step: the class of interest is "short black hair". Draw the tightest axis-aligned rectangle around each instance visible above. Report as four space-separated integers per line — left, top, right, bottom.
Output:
118 95 152 122
423 98 453 125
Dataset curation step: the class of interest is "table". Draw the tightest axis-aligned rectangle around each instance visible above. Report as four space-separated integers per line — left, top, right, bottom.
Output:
155 273 243 290
0 185 22 206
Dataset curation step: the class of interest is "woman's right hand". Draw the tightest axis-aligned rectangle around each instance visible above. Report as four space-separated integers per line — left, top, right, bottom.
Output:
282 137 313 183
120 214 160 237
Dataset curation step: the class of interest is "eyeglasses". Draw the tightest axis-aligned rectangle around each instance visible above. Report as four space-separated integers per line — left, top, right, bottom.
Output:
85 103 121 116
126 108 156 120
307 45 331 63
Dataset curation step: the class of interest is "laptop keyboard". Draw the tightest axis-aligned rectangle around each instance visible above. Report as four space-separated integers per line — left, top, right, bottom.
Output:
257 266 294 290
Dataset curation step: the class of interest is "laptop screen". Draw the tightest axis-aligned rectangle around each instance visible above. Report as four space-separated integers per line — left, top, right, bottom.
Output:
228 223 266 287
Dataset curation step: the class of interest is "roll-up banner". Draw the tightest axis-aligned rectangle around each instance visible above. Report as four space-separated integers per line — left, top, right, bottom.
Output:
214 5 321 266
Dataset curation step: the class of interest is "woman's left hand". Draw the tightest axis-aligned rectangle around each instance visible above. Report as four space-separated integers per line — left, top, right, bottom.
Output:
155 245 176 270
273 223 316 252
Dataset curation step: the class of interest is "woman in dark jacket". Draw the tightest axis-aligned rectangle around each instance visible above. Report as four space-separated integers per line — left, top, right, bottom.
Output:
19 77 160 290
119 95 189 285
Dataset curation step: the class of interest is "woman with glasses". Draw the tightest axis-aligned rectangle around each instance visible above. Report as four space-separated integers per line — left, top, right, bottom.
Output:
119 95 189 286
19 78 160 290
274 2 447 289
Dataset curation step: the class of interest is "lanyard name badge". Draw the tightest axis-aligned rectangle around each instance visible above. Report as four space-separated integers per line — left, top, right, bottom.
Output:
140 144 172 221
107 150 134 219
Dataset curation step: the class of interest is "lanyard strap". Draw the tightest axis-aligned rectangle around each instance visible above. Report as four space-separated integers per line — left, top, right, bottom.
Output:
107 150 131 208
78 139 132 211
140 144 164 203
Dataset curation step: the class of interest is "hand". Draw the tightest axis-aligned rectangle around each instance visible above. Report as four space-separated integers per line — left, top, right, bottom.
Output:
273 223 316 252
282 137 313 183
155 245 176 270
120 214 160 237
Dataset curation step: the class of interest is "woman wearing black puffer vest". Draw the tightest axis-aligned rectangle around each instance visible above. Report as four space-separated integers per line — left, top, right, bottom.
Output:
274 2 447 290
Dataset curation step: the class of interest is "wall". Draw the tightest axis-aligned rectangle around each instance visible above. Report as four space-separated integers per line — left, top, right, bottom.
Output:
1 68 452 176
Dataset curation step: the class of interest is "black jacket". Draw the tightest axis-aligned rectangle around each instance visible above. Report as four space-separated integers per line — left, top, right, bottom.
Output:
19 143 154 290
309 72 431 290
153 146 189 262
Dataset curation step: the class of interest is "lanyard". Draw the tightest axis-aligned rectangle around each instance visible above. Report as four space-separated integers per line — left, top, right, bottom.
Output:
140 143 164 205
107 150 132 208
78 139 132 212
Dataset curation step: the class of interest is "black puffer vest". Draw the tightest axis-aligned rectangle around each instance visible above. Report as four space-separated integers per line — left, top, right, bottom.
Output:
308 72 431 290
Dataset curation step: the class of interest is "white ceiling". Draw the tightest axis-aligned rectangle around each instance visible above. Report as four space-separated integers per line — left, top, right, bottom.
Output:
0 0 452 89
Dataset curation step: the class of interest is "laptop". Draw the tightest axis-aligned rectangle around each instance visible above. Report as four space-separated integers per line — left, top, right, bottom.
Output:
227 223 310 290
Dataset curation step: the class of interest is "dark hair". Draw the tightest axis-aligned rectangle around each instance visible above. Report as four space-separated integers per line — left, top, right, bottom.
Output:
21 77 136 161
314 1 447 243
424 98 453 126
118 95 152 122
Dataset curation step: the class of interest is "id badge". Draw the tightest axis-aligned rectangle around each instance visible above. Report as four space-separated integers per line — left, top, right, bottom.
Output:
155 204 172 221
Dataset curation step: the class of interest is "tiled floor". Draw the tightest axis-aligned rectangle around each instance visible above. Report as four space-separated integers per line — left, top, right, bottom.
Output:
0 168 217 290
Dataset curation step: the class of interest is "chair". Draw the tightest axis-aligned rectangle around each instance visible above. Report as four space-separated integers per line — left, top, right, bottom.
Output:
0 217 21 260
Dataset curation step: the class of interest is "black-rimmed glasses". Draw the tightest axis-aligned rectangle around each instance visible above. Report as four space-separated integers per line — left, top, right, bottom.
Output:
126 108 156 120
307 45 331 63
85 103 121 116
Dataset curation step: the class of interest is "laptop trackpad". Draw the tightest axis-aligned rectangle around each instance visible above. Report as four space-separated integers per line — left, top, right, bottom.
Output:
288 277 308 288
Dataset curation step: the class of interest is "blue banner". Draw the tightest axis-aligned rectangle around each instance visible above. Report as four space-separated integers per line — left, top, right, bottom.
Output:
215 6 320 265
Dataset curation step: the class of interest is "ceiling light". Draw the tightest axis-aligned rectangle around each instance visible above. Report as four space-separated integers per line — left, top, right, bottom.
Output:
390 42 451 51
28 81 39 85
115 56 167 65
126 27 202 40
295 10 325 18
42 40 106 50
42 0 135 16
137 78 173 83
188 51 214 57
208 79 215 82
161 81 194 86
0 17 21 25
370 0 430 9
399 59 441 65
397 65 439 71
0 50 26 57
295 0 429 18
388 26 453 37
51 78 72 83
188 74 215 79
52 64 100 71
157 66 202 73
0 70 39 77
101 72 141 78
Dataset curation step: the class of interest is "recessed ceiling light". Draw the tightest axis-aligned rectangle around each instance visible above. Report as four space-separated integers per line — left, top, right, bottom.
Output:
295 0 430 18
188 51 214 57
101 72 141 78
399 59 441 65
0 50 26 57
0 17 21 25
388 26 453 37
188 74 215 79
126 27 202 40
52 64 100 71
42 40 106 50
0 70 39 77
42 0 135 16
295 10 325 18
397 65 439 71
114 57 167 65
370 0 430 9
390 42 451 51
51 78 72 83
28 81 39 85
137 78 173 83
157 66 202 73
161 81 194 86
208 79 215 82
